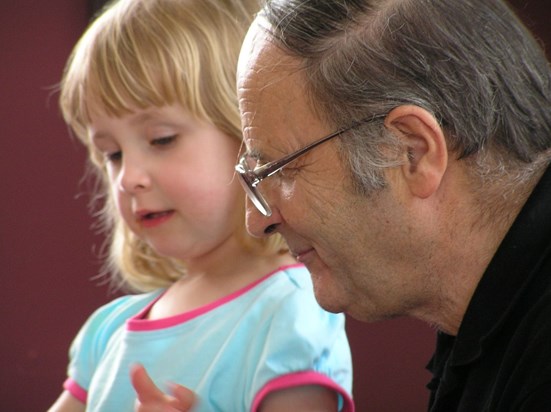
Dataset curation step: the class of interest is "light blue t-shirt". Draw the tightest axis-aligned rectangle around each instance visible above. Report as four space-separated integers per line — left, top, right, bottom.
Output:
64 264 354 411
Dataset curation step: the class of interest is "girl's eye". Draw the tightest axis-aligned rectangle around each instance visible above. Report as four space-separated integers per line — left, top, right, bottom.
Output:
105 151 122 163
152 135 176 147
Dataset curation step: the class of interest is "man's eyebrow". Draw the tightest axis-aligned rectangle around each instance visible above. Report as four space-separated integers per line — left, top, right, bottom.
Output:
246 146 263 160
244 137 289 162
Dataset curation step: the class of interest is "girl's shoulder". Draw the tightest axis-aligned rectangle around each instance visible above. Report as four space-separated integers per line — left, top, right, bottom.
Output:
257 264 344 328
262 264 318 303
280 263 313 285
78 290 164 339
94 290 162 317
67 290 165 380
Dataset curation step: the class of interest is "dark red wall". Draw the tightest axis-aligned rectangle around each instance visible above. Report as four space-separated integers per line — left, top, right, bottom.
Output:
1 1 547 411
1 1 110 409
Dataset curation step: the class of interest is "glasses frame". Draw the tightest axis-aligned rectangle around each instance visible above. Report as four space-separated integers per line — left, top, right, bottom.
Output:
235 114 386 217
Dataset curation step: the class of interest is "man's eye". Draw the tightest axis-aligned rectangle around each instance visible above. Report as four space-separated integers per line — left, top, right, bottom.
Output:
252 160 266 170
241 153 261 170
249 152 267 169
279 166 299 178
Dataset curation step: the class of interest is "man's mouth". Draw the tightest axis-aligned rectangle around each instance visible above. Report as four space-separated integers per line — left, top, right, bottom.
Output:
292 247 315 263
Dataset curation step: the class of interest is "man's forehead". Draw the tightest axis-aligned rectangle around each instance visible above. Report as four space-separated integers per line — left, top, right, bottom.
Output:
237 18 319 155
237 17 267 82
238 20 299 88
239 66 305 145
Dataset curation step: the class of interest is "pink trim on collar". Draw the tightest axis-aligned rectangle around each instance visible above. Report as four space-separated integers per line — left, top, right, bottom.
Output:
127 263 304 331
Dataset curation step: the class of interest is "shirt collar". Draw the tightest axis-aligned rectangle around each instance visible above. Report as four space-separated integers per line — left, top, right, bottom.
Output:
449 164 551 366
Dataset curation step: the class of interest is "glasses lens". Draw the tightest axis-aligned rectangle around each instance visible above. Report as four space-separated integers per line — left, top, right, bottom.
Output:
236 171 272 216
236 155 272 216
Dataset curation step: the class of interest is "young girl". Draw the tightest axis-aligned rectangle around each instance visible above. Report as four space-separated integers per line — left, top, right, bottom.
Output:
48 0 354 411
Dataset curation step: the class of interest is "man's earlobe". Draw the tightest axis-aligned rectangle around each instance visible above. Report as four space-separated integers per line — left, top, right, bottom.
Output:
385 105 448 199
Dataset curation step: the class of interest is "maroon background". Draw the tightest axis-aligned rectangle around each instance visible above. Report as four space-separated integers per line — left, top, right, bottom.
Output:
2 1 549 410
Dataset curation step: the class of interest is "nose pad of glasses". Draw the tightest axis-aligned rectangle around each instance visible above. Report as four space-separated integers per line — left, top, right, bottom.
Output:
235 163 273 217
241 179 272 217
254 197 272 217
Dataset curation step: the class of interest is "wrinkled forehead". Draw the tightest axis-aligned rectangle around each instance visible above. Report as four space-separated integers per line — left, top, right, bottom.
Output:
237 16 276 89
237 18 286 113
237 18 315 149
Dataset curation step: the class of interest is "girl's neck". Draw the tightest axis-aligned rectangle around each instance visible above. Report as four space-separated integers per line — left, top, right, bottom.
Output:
146 250 296 320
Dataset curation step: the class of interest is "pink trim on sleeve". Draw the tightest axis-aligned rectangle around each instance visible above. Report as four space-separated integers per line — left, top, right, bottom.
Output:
63 378 87 404
251 371 354 412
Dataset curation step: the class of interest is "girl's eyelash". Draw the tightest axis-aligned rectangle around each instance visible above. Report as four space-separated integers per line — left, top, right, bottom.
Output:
101 135 177 163
105 151 122 163
152 135 177 146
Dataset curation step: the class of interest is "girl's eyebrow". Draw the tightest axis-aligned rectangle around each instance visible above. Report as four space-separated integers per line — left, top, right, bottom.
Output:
90 131 110 141
129 112 155 126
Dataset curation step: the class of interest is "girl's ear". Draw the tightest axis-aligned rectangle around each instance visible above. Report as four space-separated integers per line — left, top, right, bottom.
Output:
384 105 448 199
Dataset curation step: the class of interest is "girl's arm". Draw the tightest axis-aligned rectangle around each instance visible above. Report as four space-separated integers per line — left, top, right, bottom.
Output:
258 385 338 412
47 391 85 412
131 365 340 412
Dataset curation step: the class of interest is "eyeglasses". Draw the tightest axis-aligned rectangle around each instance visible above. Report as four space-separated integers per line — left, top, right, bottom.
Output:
235 114 385 217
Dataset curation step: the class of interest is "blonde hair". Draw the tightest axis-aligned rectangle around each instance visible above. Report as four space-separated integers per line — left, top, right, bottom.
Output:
60 0 287 292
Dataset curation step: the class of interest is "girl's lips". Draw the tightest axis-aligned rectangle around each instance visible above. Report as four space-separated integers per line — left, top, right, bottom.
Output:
136 210 175 228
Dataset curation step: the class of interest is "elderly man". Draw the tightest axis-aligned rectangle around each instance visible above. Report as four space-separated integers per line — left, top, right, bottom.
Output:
234 0 551 410
132 0 551 410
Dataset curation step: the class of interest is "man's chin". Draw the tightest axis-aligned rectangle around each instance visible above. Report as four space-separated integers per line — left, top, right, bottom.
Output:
310 279 347 314
313 296 344 314
303 258 347 312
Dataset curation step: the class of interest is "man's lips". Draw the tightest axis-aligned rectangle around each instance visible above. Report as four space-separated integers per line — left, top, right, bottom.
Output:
291 247 315 262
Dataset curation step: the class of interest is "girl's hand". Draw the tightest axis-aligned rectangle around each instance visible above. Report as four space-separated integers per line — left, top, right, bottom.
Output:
131 364 196 412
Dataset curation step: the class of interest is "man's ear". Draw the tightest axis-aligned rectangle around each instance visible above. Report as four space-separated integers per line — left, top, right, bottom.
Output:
385 105 448 199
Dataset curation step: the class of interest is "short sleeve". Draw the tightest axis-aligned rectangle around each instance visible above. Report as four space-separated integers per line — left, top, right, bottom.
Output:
248 270 353 411
62 291 162 401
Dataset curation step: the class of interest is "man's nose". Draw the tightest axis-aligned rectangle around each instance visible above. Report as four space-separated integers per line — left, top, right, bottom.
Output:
245 198 282 237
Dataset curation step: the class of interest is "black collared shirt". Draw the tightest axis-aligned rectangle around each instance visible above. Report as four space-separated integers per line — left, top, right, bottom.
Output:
427 166 551 411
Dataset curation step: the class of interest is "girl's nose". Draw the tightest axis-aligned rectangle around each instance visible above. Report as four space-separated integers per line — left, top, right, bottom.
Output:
117 159 151 193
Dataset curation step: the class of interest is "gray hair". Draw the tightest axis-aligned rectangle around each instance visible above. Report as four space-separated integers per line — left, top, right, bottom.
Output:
260 0 551 193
